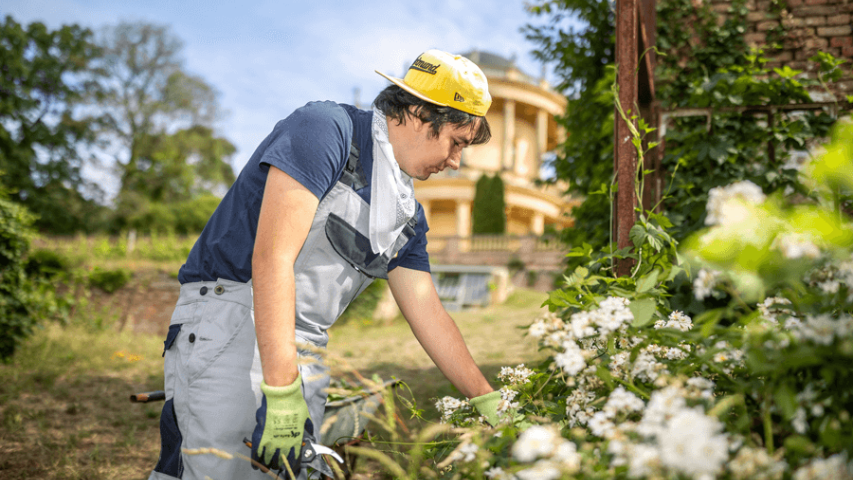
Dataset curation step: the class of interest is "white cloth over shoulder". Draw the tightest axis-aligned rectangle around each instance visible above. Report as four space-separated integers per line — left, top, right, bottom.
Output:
369 107 416 254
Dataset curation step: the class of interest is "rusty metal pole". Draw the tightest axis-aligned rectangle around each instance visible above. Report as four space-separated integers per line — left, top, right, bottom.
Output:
615 0 639 277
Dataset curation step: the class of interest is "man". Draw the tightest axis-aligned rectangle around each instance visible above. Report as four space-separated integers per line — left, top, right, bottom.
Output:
148 49 504 480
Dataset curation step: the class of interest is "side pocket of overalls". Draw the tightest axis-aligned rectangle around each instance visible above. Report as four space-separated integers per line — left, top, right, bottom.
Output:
154 398 184 477
156 324 184 478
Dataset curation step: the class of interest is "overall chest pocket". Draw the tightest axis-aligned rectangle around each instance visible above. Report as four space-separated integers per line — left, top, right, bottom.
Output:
325 212 389 279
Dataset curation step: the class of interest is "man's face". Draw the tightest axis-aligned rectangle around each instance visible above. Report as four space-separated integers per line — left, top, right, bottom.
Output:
394 118 480 181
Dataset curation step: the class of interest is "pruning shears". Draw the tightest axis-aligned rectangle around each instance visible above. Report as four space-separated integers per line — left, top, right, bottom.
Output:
242 437 344 474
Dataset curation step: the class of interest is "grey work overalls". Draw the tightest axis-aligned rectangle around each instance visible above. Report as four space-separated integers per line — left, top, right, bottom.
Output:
149 131 418 480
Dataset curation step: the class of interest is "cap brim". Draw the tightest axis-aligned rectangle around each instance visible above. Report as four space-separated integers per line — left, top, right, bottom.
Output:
375 70 448 107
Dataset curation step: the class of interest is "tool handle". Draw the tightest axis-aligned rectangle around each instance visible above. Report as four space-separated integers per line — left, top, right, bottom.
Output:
130 390 166 403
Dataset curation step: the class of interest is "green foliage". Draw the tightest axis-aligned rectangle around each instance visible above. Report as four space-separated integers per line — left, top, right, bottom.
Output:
88 22 235 233
0 16 105 234
527 0 844 263
115 193 223 235
525 0 615 251
24 249 72 279
0 188 64 361
338 280 387 325
87 267 131 293
360 116 853 479
113 126 235 232
472 174 506 234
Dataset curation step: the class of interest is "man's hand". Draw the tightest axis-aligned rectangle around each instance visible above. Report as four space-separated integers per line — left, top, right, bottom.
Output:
251 375 313 478
469 391 502 426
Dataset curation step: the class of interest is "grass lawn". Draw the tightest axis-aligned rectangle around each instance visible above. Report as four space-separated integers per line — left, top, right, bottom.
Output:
0 287 548 479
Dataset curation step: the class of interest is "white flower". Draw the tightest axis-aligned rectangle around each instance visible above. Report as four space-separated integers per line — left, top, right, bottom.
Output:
792 453 853 480
663 310 693 331
686 377 716 399
705 180 766 226
435 396 468 421
588 411 616 438
553 440 581 471
453 442 478 463
637 386 687 439
777 234 821 260
628 444 662 478
569 311 596 339
516 461 561 480
792 407 808 434
631 350 665 382
555 341 586 376
529 321 548 338
484 466 508 479
658 406 728 479
694 268 722 300
513 425 559 462
603 386 645 418
498 364 535 385
729 446 787 480
758 297 792 324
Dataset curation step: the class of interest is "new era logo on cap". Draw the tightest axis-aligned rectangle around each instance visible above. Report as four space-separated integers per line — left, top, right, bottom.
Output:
454 92 465 102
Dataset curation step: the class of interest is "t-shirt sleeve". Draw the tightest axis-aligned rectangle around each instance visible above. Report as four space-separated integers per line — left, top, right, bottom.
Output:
258 101 352 199
389 203 431 273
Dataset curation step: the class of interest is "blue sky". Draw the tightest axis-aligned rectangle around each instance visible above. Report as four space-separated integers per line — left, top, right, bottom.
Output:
3 0 578 199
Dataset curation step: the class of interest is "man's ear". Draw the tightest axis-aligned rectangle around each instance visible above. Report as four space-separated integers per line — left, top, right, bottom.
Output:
407 106 428 132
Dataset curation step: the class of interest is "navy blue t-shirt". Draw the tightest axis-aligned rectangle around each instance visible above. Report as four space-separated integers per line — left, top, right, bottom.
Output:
178 101 430 284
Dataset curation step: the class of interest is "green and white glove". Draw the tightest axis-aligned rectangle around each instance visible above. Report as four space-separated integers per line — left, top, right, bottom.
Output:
470 391 503 426
251 374 313 478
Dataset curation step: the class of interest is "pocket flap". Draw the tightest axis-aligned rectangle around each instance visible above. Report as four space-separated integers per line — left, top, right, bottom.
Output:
162 324 183 357
325 213 388 279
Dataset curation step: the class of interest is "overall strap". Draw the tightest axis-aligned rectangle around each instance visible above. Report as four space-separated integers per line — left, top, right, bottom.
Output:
339 140 368 190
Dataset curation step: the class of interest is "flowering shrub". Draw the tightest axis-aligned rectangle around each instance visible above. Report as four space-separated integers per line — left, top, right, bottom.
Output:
350 117 853 479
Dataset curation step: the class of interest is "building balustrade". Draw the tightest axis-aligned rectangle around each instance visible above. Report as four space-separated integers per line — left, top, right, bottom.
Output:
428 234 567 270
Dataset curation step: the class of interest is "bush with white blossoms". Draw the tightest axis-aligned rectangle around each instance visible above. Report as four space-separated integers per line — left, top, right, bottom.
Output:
348 113 853 480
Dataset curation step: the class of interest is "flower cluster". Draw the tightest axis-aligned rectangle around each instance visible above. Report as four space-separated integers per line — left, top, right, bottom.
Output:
497 364 535 385
609 385 729 480
435 396 469 422
511 425 581 479
704 180 767 226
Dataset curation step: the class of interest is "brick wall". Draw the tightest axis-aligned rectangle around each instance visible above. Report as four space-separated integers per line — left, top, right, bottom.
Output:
709 0 853 99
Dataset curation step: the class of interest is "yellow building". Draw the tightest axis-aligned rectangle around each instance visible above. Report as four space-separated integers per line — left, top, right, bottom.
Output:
415 51 573 247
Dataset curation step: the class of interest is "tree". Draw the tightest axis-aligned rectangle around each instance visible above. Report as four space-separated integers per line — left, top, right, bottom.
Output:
0 16 105 233
472 174 506 234
114 125 236 233
524 0 615 250
88 21 234 229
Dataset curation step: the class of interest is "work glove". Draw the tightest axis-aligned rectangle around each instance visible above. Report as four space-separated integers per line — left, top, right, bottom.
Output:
251 374 313 478
469 391 503 427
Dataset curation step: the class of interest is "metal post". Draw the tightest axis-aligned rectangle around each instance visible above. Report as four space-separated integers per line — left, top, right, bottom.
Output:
615 0 639 277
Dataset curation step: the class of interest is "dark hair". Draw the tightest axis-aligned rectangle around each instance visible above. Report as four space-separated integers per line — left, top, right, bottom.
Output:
373 85 491 145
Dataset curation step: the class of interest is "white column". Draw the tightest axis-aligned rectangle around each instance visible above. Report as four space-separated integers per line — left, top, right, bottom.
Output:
536 109 548 166
532 212 545 236
502 100 516 171
456 200 471 237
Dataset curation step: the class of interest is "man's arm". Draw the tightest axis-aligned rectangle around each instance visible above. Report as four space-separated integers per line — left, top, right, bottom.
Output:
387 266 493 399
252 166 319 387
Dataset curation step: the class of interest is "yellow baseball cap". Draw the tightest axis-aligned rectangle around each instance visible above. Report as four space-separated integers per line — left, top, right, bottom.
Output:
376 49 492 117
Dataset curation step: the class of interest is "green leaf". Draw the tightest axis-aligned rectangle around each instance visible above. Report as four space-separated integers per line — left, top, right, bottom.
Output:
697 308 724 337
564 266 589 288
774 383 797 419
636 270 660 293
629 224 646 250
596 365 614 389
629 298 656 328
783 435 815 455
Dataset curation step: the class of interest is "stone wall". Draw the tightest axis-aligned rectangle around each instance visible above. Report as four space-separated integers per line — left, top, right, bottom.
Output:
710 0 853 99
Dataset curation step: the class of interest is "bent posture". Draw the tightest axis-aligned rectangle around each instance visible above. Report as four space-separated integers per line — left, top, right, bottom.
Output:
149 50 503 480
